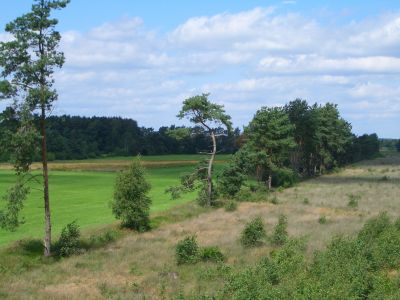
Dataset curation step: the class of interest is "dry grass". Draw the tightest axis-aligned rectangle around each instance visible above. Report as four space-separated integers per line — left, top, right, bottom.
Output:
0 153 399 299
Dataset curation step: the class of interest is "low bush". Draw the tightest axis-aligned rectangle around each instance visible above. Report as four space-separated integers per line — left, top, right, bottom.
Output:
318 216 327 224
272 167 298 188
347 193 361 208
220 213 400 299
240 217 266 247
272 214 288 246
200 246 225 263
55 221 81 257
176 235 199 265
224 200 238 212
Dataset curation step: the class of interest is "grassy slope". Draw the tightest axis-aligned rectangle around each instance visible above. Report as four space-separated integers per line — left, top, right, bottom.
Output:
0 154 399 299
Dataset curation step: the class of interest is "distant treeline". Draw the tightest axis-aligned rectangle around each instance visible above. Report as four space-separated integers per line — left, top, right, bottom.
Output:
0 114 239 161
0 106 381 163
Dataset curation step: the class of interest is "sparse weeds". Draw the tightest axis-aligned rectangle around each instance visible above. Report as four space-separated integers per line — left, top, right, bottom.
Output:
347 193 361 208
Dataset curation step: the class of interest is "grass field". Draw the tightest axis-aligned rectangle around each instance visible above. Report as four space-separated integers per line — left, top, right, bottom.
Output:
0 154 232 171
0 156 227 246
0 153 399 299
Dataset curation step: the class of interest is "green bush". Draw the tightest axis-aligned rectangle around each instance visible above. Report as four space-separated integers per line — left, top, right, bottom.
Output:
272 214 288 246
318 216 327 224
111 160 151 231
272 167 298 188
176 235 199 265
200 246 225 263
347 193 361 208
220 214 400 299
218 164 245 197
224 200 238 212
56 221 81 257
240 217 266 247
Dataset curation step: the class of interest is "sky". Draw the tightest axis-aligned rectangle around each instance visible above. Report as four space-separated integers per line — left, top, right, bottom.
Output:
1 1 400 138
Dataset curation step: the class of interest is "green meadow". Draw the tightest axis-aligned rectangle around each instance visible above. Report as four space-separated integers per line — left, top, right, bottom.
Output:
0 158 226 246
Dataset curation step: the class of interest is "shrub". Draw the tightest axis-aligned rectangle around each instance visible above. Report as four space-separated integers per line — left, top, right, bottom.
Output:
56 221 81 257
176 235 199 265
303 197 310 205
272 214 288 246
111 160 151 231
234 187 252 202
347 193 361 208
200 246 225 262
218 164 245 197
224 200 238 212
318 216 327 224
240 217 266 247
270 196 279 205
272 167 298 188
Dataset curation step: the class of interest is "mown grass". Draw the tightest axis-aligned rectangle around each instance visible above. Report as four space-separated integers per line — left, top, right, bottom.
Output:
0 153 399 299
0 162 225 246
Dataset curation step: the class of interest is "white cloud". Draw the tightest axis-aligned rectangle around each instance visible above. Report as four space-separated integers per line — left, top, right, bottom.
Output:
3 7 399 137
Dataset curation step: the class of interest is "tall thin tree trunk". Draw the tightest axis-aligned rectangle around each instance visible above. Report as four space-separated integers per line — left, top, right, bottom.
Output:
207 130 217 206
41 103 51 257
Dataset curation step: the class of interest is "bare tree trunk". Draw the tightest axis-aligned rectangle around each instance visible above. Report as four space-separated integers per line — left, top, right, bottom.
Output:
41 103 51 257
207 131 217 206
267 175 272 190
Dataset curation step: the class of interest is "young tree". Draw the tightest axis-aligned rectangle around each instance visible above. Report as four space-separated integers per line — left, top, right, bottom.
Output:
0 0 69 256
177 93 232 206
112 160 151 231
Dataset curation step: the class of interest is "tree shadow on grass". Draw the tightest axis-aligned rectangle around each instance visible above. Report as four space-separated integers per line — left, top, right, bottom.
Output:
10 239 44 257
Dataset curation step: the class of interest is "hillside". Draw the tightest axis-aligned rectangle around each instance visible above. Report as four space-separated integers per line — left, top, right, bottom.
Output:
0 153 399 299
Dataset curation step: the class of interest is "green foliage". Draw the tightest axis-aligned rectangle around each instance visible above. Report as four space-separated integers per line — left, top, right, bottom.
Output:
112 160 151 231
222 215 400 299
176 235 200 265
224 200 238 212
272 214 288 246
223 239 305 299
218 164 245 197
271 167 298 188
245 106 295 178
55 221 81 257
318 216 327 224
177 93 232 132
240 217 266 247
200 246 225 263
347 193 361 208
0 178 29 231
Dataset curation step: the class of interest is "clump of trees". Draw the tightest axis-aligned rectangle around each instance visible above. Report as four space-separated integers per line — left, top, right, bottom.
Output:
221 99 380 192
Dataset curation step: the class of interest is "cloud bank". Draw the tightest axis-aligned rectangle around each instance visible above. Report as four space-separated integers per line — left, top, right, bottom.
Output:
2 7 400 137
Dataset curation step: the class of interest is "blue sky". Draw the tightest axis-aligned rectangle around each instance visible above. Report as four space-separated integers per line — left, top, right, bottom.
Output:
1 0 400 138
